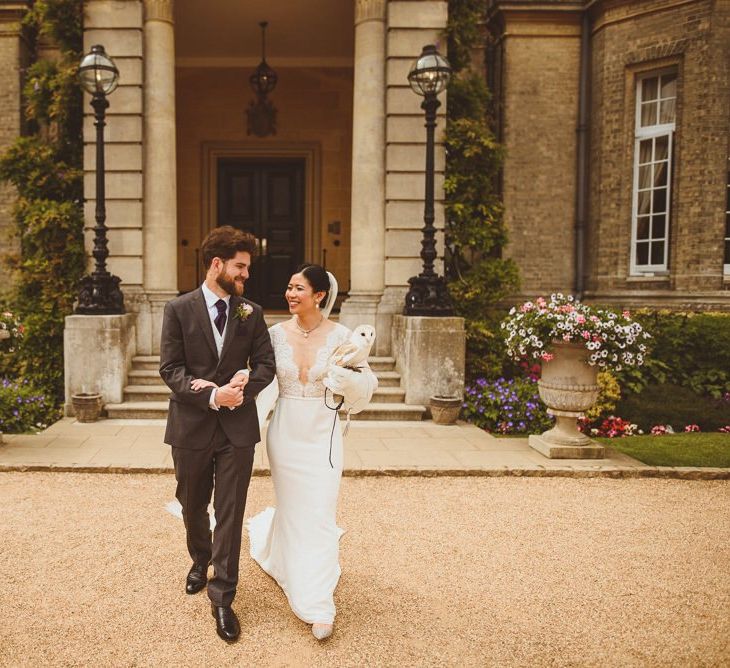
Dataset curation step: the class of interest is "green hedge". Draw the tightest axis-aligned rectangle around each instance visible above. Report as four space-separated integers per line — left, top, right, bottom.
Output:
615 383 729 432
614 311 730 398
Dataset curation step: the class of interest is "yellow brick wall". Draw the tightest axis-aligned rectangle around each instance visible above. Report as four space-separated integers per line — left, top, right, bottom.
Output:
587 0 730 306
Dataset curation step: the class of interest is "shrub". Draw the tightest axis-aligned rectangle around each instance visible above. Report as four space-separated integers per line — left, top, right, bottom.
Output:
615 383 730 432
585 371 621 421
462 376 553 434
614 311 730 398
444 1 520 381
0 378 61 433
0 0 85 405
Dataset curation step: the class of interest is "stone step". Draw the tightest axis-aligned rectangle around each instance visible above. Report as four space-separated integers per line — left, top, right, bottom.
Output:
124 384 405 404
128 368 400 388
124 385 170 402
132 356 160 371
106 400 426 421
342 403 426 421
128 369 163 385
375 371 401 388
368 356 395 372
370 387 406 403
132 356 397 376
106 401 170 420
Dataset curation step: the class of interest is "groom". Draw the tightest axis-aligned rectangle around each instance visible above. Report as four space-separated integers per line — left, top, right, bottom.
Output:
160 225 275 643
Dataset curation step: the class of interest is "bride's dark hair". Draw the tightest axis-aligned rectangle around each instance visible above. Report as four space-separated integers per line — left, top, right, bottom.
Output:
297 263 330 303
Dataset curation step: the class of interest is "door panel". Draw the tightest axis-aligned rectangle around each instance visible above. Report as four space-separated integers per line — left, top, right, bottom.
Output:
217 159 304 310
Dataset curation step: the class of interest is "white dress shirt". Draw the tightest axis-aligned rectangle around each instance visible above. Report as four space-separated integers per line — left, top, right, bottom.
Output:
200 283 248 410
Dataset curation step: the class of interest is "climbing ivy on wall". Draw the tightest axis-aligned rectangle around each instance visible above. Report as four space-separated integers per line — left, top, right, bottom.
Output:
0 0 86 401
444 0 519 380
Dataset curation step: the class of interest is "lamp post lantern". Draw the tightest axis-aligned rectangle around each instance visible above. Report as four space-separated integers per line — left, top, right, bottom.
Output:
403 44 454 317
75 44 125 315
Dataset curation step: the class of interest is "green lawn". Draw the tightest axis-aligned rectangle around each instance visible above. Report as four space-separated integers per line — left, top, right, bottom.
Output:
598 433 730 467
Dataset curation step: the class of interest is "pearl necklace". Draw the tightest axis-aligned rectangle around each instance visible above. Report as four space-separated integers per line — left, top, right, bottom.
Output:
295 315 324 338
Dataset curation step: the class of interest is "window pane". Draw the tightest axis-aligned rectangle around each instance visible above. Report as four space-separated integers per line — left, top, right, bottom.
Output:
637 216 650 240
642 77 658 102
641 102 657 127
660 73 677 99
653 162 667 187
638 191 651 215
659 98 676 124
636 242 649 265
653 188 667 213
652 215 666 239
639 165 652 189
639 139 653 164
725 239 730 265
651 241 665 265
655 135 669 161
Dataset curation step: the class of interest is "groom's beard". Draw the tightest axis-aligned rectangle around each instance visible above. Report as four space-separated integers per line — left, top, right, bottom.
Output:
216 272 244 297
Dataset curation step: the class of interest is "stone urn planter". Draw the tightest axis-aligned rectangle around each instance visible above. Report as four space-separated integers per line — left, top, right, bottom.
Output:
71 392 103 423
429 395 462 425
528 342 604 459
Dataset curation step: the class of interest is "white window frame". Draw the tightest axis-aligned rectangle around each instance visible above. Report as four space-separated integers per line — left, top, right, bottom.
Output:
630 69 677 275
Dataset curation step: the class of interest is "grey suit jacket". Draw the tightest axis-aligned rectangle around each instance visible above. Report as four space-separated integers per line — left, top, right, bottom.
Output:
159 288 276 449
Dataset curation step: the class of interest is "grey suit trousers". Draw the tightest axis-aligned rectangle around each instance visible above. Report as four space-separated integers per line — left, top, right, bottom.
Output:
172 423 255 607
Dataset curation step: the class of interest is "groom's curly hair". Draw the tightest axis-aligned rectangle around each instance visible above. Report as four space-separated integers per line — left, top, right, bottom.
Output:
201 225 258 268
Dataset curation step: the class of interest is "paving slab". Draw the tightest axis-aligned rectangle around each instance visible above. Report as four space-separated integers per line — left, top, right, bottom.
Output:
1 417 729 479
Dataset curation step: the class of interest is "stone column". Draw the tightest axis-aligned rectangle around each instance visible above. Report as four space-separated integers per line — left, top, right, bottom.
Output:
142 0 178 353
0 2 29 295
339 0 387 351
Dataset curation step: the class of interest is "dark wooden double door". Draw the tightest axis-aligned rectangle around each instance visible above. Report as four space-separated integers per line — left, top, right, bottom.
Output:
217 158 305 310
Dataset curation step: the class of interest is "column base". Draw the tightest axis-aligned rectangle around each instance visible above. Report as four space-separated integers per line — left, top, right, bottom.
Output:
391 314 466 406
64 313 137 415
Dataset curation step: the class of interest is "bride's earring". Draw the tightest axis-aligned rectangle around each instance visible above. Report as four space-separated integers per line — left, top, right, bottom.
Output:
316 301 321 309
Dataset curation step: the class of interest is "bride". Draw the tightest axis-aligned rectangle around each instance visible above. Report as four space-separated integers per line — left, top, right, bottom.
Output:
248 264 377 640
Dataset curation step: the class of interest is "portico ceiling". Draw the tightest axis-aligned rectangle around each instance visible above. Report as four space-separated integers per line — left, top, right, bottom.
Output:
174 0 355 67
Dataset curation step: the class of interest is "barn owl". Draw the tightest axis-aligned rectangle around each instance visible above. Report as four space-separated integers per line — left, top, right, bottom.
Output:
317 325 376 380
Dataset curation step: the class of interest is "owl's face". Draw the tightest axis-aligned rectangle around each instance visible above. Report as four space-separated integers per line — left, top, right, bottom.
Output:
354 325 376 344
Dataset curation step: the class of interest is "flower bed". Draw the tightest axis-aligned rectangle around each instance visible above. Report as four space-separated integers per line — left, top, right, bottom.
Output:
462 377 552 434
0 378 60 433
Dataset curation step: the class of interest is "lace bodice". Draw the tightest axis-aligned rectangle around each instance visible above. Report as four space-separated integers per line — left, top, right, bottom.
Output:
269 322 351 398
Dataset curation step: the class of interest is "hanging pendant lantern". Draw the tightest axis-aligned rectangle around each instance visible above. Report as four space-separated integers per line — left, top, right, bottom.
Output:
247 21 278 137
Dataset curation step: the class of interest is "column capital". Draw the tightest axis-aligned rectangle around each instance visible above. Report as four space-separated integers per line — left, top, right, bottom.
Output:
144 0 173 24
355 0 385 25
0 1 29 34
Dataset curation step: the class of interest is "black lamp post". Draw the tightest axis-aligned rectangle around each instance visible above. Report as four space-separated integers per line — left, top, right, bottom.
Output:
403 44 454 316
75 44 125 315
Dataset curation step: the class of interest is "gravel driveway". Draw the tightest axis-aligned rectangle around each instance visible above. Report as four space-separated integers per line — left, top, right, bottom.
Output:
1 473 728 667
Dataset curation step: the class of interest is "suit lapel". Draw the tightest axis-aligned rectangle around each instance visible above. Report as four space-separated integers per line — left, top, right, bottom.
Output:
193 288 218 359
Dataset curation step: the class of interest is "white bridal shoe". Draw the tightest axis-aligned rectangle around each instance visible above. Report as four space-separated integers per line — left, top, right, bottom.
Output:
311 623 333 640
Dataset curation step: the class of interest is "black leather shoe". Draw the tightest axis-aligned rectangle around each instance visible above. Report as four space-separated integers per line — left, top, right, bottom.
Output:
185 563 208 595
211 604 240 643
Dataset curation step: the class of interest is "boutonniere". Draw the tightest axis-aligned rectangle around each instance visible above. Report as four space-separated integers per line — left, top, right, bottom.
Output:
234 303 254 321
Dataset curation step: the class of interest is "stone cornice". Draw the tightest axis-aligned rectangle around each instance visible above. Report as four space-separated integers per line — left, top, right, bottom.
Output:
0 1 29 27
355 0 385 25
144 0 173 24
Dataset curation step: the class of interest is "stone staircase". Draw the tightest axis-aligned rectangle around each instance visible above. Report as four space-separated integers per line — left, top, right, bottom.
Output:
105 355 427 421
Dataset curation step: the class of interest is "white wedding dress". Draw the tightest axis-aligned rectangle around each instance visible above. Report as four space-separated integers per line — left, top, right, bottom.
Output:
247 321 376 624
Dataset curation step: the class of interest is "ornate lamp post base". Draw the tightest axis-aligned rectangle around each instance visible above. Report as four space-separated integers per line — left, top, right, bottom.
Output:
404 275 454 316
75 273 125 315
